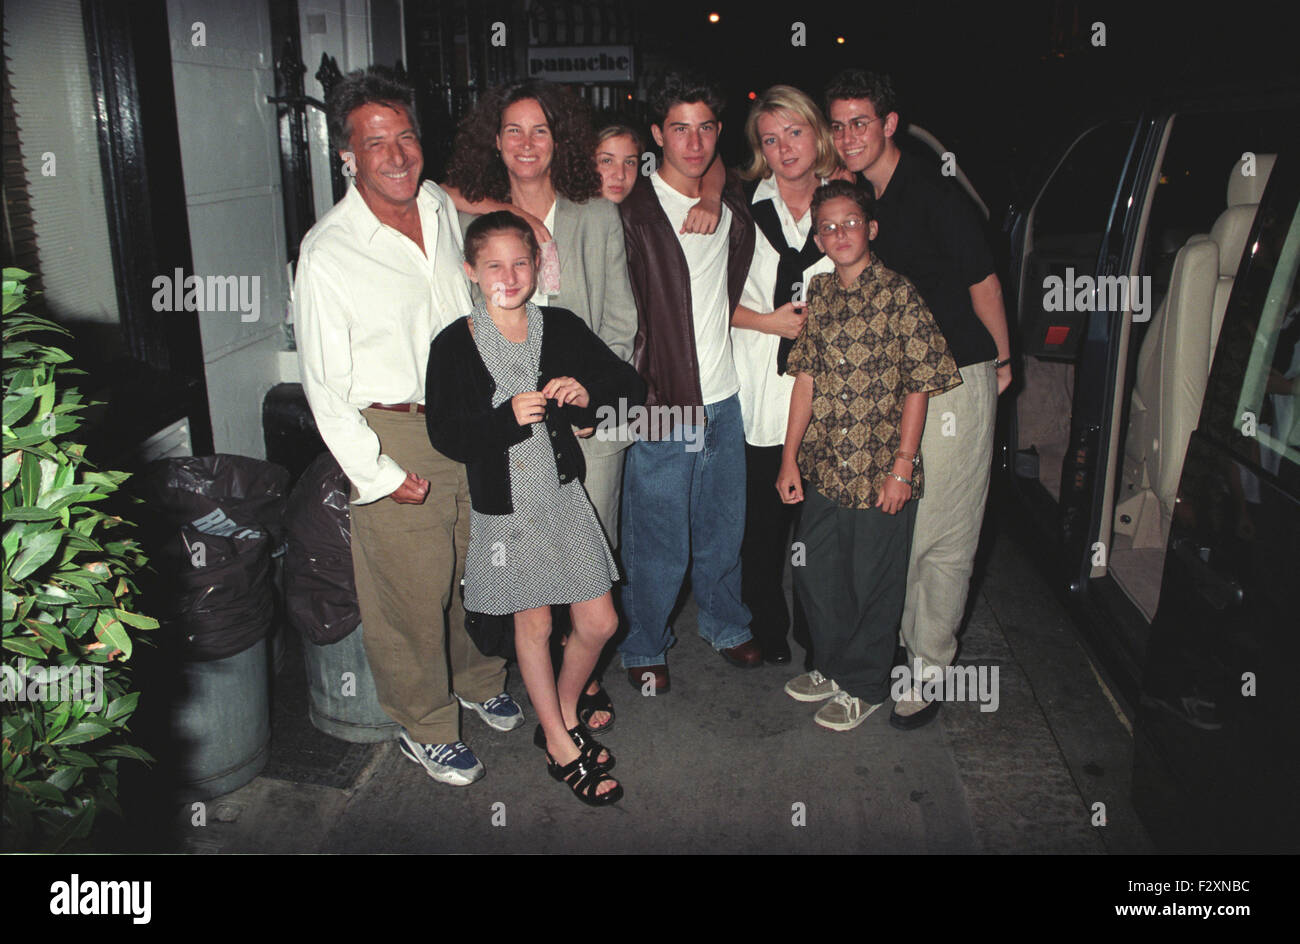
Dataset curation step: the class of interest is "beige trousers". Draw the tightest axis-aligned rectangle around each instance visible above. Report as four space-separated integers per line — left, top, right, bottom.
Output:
349 408 505 745
578 437 628 550
899 360 997 674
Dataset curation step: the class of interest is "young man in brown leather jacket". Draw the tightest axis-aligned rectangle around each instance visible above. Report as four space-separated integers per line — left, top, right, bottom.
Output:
616 72 759 693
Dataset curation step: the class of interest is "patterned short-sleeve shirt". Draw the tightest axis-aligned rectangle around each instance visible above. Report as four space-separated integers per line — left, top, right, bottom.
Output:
786 257 962 509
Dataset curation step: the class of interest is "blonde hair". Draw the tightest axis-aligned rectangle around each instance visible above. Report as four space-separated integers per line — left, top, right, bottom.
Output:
740 85 841 181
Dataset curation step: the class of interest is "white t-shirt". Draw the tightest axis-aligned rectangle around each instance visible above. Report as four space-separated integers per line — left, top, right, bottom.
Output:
734 176 834 446
528 201 558 307
649 171 739 405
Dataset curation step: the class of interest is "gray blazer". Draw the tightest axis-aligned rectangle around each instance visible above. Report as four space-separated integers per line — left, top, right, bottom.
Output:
462 195 639 456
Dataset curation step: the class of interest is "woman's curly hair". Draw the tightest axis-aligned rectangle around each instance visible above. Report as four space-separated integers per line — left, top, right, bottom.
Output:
446 79 601 204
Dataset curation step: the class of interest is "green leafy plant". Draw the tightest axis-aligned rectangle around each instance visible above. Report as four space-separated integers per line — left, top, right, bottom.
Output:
2 268 157 850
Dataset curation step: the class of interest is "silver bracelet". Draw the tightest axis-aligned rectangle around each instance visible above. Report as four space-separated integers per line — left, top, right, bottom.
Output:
886 471 913 487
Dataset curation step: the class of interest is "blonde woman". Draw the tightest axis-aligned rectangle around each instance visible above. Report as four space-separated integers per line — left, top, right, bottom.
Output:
730 85 842 666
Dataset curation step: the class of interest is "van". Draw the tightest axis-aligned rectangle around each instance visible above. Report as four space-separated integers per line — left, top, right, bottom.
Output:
1000 84 1300 851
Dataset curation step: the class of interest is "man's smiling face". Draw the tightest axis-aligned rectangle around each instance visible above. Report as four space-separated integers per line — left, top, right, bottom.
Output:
344 101 423 210
828 97 896 176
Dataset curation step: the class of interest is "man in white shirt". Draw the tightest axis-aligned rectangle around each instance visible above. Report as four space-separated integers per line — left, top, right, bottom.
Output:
617 73 761 693
295 69 520 787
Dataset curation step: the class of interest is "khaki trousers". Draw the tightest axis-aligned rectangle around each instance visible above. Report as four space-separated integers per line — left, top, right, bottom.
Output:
349 408 505 745
899 360 997 674
578 437 627 550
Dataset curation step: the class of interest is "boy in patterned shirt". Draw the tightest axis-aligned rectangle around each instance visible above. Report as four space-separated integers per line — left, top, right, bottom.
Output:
775 180 962 730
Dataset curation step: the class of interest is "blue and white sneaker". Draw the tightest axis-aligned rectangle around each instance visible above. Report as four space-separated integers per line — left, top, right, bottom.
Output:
456 692 525 732
397 731 484 786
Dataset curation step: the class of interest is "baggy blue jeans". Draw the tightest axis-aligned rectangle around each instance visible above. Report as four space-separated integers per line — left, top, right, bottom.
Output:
618 394 752 667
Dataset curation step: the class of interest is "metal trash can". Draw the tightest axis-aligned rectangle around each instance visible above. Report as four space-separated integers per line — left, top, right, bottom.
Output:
171 638 271 799
282 452 396 741
301 624 397 743
135 455 289 801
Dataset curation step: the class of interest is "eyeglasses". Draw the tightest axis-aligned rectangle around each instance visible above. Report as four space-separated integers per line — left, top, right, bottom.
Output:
830 116 882 138
815 217 867 237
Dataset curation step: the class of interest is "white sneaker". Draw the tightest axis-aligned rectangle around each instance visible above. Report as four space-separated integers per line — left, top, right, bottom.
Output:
456 692 525 732
784 670 841 702
813 691 882 731
397 731 485 786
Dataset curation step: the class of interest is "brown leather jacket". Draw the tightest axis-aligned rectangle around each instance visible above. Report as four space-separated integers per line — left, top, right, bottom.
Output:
618 171 755 419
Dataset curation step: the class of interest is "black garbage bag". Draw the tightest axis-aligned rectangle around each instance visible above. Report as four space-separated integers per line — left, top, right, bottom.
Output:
464 609 515 660
283 451 360 645
139 455 289 661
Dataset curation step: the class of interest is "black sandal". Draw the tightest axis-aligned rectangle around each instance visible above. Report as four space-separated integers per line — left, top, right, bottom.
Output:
577 681 616 735
533 723 614 770
547 753 623 807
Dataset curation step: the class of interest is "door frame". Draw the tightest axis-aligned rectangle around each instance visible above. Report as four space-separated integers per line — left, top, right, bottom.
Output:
82 0 213 458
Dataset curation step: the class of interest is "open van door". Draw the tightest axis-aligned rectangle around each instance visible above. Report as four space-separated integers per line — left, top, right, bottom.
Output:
1004 120 1141 571
1132 154 1300 851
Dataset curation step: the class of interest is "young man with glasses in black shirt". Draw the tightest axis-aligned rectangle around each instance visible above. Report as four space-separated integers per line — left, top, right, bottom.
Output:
824 70 1013 730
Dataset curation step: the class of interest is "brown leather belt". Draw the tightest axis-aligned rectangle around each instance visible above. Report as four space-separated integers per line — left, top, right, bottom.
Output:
369 402 425 414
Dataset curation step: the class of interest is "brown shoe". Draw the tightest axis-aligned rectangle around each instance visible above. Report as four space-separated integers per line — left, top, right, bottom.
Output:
718 638 763 668
627 664 670 694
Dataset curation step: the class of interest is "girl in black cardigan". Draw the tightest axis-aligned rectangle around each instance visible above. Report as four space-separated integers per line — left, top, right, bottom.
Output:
426 212 644 807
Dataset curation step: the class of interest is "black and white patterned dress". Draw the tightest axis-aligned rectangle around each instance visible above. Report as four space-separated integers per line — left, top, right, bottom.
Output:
462 303 620 615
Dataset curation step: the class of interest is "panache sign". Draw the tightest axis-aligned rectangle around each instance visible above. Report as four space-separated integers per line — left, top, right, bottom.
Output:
527 45 633 83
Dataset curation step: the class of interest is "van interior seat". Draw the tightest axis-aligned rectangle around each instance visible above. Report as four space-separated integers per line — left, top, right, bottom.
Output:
1114 153 1276 549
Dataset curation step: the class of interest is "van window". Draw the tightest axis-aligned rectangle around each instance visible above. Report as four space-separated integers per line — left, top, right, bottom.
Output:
1138 109 1296 326
1108 113 1292 621
1031 122 1135 256
1226 201 1300 481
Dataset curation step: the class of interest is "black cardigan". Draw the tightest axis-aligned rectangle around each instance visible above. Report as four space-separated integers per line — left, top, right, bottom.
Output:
426 306 646 514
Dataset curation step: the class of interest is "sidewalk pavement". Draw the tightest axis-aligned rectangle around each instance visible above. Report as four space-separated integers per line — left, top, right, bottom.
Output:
167 528 1151 854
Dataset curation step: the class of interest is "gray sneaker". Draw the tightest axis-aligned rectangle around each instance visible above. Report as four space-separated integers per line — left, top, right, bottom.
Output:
784 670 841 702
397 731 485 786
456 692 525 732
813 691 882 731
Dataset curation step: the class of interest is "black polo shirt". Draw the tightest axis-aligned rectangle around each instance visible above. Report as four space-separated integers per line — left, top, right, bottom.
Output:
861 149 997 367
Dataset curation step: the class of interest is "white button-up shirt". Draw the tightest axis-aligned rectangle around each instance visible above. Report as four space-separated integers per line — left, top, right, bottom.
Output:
733 175 834 447
294 180 472 504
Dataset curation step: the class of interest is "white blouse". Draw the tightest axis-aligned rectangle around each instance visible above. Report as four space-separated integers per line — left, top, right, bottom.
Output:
733 175 834 447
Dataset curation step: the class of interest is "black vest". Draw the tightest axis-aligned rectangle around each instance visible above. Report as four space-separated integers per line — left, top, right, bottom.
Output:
744 179 824 375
